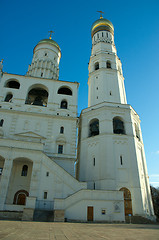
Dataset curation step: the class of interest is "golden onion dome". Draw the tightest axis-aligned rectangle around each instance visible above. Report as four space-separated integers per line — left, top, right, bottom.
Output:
91 18 114 37
34 39 61 53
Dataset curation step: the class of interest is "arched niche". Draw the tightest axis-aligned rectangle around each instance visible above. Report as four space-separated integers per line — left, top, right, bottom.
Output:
25 84 49 107
13 189 29 205
89 118 99 137
5 79 20 89
113 117 125 134
57 86 72 96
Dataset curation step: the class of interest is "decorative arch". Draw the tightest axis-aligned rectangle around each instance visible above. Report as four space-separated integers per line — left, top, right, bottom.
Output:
94 62 99 70
89 118 99 137
120 187 132 216
4 93 13 102
57 86 72 96
5 79 20 89
13 190 29 205
25 84 49 107
107 60 111 68
113 117 125 134
60 100 68 109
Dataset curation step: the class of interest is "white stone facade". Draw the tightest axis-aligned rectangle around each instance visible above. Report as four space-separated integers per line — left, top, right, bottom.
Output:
0 17 155 222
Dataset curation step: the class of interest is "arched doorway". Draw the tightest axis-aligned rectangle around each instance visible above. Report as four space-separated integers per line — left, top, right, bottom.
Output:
13 190 29 205
120 187 132 215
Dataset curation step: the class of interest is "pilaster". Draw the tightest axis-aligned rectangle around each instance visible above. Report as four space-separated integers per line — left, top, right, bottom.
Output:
0 157 13 210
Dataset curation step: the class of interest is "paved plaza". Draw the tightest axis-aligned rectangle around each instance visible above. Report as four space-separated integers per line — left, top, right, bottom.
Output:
0 221 158 240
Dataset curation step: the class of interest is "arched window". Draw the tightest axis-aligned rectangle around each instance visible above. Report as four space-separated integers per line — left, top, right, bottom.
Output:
89 119 99 137
95 62 99 70
58 87 72 96
5 80 20 89
21 165 28 176
4 93 13 102
60 100 67 109
113 117 125 134
0 119 4 127
60 126 64 134
25 87 48 107
107 61 111 69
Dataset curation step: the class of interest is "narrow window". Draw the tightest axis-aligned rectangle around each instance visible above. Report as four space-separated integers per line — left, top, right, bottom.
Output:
93 182 95 190
107 32 108 38
93 158 95 166
135 124 140 141
60 100 67 109
46 172 49 177
97 96 98 99
120 155 123 165
0 119 4 127
21 165 28 176
58 145 63 154
107 61 111 69
0 168 3 175
60 126 64 134
4 93 13 102
97 33 99 38
41 73 43 77
110 91 112 96
102 32 103 37
44 192 47 199
45 53 47 56
95 62 99 70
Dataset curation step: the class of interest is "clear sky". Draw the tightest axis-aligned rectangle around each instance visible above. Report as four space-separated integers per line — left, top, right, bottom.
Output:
1 0 159 187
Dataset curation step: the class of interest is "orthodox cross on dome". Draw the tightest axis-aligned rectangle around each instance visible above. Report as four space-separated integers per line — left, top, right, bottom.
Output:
97 11 104 19
48 30 54 39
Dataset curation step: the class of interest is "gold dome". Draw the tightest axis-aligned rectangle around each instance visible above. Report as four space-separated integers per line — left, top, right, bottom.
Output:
91 18 114 37
34 39 61 53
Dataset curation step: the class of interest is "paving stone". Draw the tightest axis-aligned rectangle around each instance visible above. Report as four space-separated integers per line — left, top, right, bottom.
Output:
0 221 159 240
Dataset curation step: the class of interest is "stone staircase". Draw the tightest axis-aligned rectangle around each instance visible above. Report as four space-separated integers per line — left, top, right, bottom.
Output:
125 215 157 224
33 210 54 222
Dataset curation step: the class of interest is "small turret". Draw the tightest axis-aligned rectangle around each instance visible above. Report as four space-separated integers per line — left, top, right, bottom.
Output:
26 34 61 80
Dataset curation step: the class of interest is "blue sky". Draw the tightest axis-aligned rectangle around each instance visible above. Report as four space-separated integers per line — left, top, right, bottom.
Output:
1 0 159 187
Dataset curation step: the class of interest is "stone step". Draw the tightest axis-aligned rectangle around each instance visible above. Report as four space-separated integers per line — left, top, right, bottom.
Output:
125 215 156 224
33 210 54 222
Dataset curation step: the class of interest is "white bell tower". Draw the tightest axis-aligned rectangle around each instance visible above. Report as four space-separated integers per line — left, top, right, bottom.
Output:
77 14 155 221
88 16 127 107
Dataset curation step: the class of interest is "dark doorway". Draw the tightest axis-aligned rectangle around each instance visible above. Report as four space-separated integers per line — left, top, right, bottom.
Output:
87 206 93 221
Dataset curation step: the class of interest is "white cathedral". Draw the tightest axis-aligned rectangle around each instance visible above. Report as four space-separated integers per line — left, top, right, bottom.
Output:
0 16 155 222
